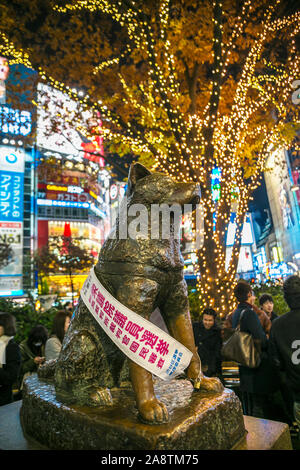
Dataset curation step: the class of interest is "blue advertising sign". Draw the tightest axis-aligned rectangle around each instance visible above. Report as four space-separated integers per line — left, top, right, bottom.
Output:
0 146 25 296
0 147 24 221
0 171 24 221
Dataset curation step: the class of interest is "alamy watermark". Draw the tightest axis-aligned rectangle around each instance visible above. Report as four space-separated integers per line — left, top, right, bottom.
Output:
291 339 300 365
109 196 204 248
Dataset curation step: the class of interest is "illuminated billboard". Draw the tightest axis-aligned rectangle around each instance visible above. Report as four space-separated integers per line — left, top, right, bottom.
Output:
37 198 89 209
226 245 253 273
0 105 32 137
226 214 254 246
0 56 9 104
48 221 103 257
264 148 300 262
211 167 221 202
0 146 25 296
37 83 104 165
0 221 23 276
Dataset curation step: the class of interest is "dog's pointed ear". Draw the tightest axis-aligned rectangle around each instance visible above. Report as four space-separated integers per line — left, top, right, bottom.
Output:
127 163 151 195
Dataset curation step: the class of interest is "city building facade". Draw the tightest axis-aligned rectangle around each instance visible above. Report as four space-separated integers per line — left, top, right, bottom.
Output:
0 60 114 302
0 59 35 297
35 83 112 302
254 147 300 280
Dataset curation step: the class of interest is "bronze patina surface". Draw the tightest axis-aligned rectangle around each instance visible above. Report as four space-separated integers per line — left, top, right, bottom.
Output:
37 162 223 425
21 374 246 450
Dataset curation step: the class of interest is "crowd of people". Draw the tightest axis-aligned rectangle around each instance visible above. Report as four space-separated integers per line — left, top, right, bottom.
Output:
0 309 71 406
1 276 299 444
192 275 300 440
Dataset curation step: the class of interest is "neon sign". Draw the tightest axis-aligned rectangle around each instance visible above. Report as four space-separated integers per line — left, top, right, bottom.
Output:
46 184 68 192
90 202 106 219
37 198 107 219
211 167 221 202
0 105 32 136
37 199 89 209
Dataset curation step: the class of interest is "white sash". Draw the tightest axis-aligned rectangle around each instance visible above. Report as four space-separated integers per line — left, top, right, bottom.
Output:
80 267 193 381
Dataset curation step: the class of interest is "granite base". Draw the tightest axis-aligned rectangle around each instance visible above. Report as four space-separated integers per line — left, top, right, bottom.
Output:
20 374 245 450
0 396 292 450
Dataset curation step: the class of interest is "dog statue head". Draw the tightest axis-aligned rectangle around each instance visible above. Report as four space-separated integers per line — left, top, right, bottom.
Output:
127 163 200 209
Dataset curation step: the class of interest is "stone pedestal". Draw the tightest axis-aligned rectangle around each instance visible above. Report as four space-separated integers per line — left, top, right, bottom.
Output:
0 397 293 450
235 415 292 450
20 374 245 450
0 400 47 450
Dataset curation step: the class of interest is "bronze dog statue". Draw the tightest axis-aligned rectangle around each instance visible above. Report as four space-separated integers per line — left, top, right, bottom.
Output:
39 163 223 424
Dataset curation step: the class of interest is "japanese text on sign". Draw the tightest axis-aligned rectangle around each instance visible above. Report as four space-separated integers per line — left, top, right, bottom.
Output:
80 267 193 381
0 172 24 221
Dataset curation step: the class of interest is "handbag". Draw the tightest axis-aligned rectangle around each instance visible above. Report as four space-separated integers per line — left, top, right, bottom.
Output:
221 309 261 368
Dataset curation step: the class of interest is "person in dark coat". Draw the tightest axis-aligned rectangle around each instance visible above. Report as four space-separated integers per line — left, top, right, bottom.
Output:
19 325 48 391
0 312 21 406
269 275 300 434
224 291 272 336
259 293 278 322
232 281 280 419
259 292 294 425
193 308 222 379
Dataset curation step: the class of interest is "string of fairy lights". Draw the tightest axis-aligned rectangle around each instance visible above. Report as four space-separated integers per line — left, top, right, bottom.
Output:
189 0 299 314
0 0 299 315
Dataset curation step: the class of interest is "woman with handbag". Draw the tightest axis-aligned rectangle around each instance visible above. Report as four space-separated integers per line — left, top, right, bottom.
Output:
231 281 280 419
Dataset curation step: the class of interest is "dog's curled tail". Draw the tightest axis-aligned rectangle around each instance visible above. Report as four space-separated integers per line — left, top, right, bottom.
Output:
38 359 57 380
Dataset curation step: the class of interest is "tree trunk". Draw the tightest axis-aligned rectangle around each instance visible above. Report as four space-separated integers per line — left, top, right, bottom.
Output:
196 189 248 317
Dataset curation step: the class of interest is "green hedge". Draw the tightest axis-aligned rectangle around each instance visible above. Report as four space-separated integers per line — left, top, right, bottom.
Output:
188 287 204 322
0 280 289 344
188 281 289 321
253 282 289 316
0 297 63 344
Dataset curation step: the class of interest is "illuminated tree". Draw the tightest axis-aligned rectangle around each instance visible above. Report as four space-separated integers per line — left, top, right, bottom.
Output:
36 236 94 304
0 0 299 315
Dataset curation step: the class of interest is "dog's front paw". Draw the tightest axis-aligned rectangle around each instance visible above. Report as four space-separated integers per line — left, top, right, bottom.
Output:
186 354 201 382
138 398 169 424
199 374 224 393
89 387 113 406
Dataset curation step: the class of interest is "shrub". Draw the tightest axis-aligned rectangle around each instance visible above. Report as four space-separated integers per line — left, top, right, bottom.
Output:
0 297 62 344
188 279 289 321
188 286 204 322
253 282 288 316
